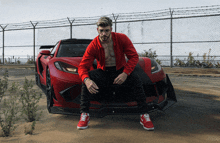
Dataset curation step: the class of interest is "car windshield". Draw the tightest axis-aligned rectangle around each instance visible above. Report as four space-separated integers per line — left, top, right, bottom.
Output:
56 43 89 57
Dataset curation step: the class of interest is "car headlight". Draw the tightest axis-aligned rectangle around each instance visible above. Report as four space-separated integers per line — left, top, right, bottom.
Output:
54 61 78 74
151 59 161 74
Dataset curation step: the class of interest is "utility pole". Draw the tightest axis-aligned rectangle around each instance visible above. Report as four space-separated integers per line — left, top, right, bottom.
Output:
30 21 38 63
112 14 119 32
0 25 8 65
67 17 75 39
169 8 174 68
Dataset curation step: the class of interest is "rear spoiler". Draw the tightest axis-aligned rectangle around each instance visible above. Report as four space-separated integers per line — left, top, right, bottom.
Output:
40 45 54 49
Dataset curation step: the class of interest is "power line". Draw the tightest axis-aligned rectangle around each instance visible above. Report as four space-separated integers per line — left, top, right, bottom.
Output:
1 5 220 32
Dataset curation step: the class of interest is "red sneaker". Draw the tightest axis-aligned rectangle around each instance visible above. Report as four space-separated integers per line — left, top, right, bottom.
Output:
77 113 90 130
140 114 154 130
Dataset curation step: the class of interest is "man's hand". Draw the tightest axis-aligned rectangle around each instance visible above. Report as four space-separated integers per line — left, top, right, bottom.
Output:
85 78 99 94
113 72 128 85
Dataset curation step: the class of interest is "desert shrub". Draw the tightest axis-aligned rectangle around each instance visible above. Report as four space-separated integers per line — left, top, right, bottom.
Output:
24 121 36 135
202 49 215 68
0 73 42 137
0 82 20 137
174 58 186 67
14 57 21 64
174 49 219 68
16 60 21 64
186 52 195 67
20 78 42 135
4 59 8 64
26 58 34 64
215 62 220 68
155 59 161 65
139 49 161 65
20 78 42 122
0 70 9 102
143 49 157 58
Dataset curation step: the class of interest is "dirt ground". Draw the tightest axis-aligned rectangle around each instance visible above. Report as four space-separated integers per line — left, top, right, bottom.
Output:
0 66 220 143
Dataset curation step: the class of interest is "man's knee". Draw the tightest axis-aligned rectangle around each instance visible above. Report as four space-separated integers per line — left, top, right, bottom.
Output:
124 72 142 87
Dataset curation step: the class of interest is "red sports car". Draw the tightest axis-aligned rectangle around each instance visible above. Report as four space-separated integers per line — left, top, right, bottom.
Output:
35 38 177 117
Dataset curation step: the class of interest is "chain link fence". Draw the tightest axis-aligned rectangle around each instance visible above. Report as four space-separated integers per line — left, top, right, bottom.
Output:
0 5 220 67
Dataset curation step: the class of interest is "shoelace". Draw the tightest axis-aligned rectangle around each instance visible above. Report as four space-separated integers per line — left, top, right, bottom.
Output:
143 114 151 122
80 114 87 121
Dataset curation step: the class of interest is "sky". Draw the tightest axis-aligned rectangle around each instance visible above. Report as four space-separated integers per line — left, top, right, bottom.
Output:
0 0 220 62
1 0 220 24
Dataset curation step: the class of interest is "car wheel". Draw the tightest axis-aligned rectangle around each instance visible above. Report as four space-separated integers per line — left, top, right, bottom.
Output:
35 73 41 87
46 68 54 113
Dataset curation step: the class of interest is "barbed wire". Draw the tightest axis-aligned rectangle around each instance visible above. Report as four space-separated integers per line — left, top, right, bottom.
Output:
1 5 220 31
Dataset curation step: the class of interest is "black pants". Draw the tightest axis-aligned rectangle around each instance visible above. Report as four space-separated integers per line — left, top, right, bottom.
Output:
80 67 146 113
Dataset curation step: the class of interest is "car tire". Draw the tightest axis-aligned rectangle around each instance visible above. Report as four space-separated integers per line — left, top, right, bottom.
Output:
46 68 54 113
35 73 41 87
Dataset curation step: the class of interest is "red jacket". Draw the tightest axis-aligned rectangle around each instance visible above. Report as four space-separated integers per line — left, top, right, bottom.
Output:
78 32 139 82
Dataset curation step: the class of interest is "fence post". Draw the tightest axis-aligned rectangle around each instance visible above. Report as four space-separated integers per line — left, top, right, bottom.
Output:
67 17 75 39
0 25 8 65
169 8 174 68
112 14 119 32
30 21 38 64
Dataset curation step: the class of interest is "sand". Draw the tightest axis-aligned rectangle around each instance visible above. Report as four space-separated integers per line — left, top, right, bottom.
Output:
0 66 219 143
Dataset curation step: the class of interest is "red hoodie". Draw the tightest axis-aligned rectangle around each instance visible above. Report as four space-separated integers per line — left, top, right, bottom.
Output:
78 32 139 82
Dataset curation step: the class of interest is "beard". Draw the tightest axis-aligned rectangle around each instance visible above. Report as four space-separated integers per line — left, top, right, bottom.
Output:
100 34 110 42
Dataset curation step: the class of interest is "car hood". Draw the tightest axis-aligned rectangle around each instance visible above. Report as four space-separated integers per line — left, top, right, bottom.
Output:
51 57 149 70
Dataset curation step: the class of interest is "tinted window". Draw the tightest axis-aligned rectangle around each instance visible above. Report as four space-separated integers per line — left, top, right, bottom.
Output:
56 44 89 57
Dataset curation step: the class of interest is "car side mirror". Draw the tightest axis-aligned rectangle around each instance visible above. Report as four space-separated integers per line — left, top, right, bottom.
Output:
40 50 51 55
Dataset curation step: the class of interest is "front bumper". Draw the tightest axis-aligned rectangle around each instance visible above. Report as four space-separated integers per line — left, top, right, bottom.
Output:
50 74 177 117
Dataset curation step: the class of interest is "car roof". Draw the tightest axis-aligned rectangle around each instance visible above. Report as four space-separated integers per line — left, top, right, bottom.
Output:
61 38 92 44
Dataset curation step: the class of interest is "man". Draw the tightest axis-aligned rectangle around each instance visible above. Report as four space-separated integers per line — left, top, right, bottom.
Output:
77 16 154 130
